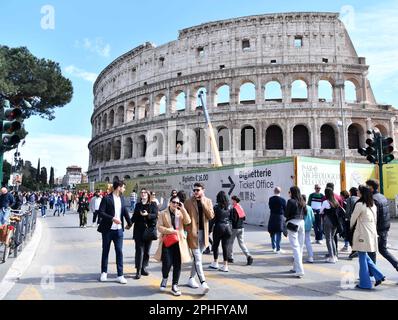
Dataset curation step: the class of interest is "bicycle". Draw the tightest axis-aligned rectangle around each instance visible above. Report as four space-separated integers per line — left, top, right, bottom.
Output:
1 212 23 263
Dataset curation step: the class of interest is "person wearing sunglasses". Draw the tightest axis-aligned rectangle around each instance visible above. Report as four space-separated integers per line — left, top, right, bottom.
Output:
154 196 191 296
307 184 324 244
132 188 159 279
183 182 215 294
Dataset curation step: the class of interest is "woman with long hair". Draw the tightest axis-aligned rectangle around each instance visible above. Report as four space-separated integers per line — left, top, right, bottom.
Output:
351 185 385 289
77 192 89 228
209 191 232 272
154 195 191 296
284 186 307 278
132 188 159 279
321 188 340 263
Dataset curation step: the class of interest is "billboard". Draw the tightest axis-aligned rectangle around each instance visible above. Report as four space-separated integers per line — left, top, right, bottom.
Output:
125 158 295 226
296 157 341 197
344 162 377 191
383 163 398 200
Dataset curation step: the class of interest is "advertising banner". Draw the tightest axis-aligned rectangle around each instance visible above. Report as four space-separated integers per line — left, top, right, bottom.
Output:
296 157 341 198
383 163 398 200
126 158 295 226
344 162 377 191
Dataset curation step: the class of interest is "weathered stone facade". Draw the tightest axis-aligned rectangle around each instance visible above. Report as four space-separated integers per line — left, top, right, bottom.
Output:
88 12 398 182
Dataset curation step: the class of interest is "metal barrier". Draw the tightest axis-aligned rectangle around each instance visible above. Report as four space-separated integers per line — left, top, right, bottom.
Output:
1 204 38 263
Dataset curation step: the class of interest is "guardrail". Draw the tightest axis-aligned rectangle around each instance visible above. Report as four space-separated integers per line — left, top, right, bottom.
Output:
0 203 38 263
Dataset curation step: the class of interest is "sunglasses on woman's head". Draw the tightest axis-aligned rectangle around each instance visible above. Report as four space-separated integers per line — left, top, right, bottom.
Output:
171 201 180 205
193 189 201 192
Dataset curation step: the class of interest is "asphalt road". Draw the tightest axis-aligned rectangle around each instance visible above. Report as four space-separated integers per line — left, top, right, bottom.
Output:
3 208 398 300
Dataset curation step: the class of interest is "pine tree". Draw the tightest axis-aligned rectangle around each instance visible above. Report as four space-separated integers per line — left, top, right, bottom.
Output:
49 167 54 187
36 158 40 182
40 167 48 186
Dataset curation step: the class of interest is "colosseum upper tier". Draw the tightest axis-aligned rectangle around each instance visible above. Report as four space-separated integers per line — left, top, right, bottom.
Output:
88 12 398 182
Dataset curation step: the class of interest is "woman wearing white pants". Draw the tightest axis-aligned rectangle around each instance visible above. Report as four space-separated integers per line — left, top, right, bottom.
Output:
284 186 307 278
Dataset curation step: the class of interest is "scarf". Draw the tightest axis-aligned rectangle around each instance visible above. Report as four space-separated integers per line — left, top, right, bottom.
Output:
234 203 246 218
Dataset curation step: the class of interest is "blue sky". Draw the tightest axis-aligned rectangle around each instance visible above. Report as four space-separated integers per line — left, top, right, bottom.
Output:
1 0 397 177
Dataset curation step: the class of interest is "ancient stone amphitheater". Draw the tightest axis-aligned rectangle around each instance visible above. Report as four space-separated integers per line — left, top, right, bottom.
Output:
88 12 398 182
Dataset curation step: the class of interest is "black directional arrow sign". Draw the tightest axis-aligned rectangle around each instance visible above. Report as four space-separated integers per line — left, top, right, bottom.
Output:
222 176 236 196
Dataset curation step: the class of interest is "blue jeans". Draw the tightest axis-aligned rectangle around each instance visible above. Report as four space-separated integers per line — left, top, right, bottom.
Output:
270 232 282 251
61 203 66 214
0 208 11 225
101 229 124 277
130 200 136 211
358 252 384 289
41 206 47 217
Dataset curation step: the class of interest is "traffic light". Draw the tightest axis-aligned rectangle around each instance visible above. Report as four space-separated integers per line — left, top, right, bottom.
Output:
382 137 395 164
358 137 377 164
0 97 23 151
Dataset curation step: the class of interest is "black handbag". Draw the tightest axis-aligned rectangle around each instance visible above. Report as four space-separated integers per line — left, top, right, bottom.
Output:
286 222 298 232
143 224 158 241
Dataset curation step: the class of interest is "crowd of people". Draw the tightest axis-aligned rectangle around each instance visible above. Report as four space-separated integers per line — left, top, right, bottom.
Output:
2 177 394 297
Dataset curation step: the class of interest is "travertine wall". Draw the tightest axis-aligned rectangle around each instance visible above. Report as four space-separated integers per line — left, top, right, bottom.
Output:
88 12 398 182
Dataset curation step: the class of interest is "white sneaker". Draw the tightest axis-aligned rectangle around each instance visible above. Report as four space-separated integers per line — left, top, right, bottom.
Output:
160 278 168 292
294 273 304 278
219 265 229 272
341 246 349 252
171 284 181 296
99 272 107 282
188 277 199 289
272 248 277 253
201 281 210 294
209 261 219 270
326 257 336 264
117 276 127 284
306 257 314 263
334 256 339 263
92 223 96 227
276 249 285 254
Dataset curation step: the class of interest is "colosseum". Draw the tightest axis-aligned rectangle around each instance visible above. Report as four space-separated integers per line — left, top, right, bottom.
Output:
88 12 398 182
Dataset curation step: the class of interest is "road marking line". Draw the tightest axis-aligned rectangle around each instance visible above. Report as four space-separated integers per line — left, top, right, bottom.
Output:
17 285 43 300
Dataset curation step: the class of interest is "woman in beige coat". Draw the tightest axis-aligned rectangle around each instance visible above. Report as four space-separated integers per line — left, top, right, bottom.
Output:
154 195 191 296
350 185 385 289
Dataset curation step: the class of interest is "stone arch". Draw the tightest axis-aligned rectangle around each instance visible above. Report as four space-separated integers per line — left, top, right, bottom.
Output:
215 84 230 106
124 175 131 180
102 113 108 131
320 124 337 149
348 123 364 149
217 126 230 151
291 79 308 102
194 127 206 153
344 79 360 103
105 177 110 182
97 116 102 133
113 176 120 182
264 81 282 102
241 125 256 150
195 87 207 109
138 97 150 120
171 90 186 113
154 94 167 116
266 125 284 150
124 137 133 159
126 101 136 122
116 105 124 125
175 129 184 154
239 81 256 104
293 125 310 149
108 109 115 128
151 132 164 156
105 142 111 161
112 139 121 160
136 135 147 157
375 124 388 136
318 80 333 102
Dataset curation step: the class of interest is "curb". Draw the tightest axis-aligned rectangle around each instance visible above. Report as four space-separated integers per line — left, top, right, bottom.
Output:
0 219 43 300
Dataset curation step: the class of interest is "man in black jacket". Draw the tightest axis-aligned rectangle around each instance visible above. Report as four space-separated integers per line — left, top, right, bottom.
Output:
98 180 132 284
366 179 398 272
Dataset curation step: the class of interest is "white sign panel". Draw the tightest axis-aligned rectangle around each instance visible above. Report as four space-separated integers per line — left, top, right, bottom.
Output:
133 158 295 226
297 157 341 198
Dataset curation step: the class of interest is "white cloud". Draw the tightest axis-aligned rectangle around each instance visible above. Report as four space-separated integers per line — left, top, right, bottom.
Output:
4 134 90 179
340 2 398 104
64 65 98 83
75 37 111 57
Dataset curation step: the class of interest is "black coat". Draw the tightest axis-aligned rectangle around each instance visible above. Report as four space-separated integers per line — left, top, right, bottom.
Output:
268 196 287 233
97 194 132 233
132 201 158 241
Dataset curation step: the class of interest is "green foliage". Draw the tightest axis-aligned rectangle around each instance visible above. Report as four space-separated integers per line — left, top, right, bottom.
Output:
2 159 11 185
0 45 73 120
